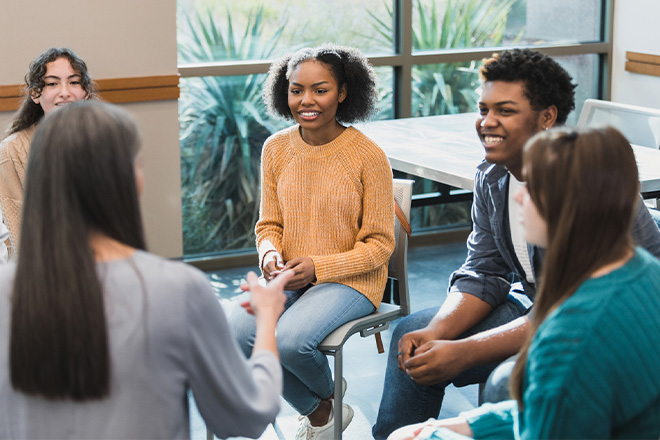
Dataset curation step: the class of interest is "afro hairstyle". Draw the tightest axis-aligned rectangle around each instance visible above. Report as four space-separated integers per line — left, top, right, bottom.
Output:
262 43 379 124
479 48 577 125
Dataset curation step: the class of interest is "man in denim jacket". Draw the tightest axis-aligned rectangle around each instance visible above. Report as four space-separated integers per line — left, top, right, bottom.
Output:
372 49 660 439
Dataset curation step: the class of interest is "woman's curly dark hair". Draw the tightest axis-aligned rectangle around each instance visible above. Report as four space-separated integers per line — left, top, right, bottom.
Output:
479 49 576 125
5 47 97 137
263 44 378 124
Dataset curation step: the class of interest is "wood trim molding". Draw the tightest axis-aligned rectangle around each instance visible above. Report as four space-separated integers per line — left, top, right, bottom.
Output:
625 51 660 78
0 74 180 112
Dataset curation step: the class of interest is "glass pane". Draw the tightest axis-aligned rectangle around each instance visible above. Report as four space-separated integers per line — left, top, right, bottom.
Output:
554 54 600 125
177 0 394 64
412 0 602 53
179 75 287 256
375 66 395 120
412 54 600 122
411 61 481 117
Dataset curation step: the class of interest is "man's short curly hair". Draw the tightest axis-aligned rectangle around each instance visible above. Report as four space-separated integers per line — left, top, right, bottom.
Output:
479 49 577 125
263 44 378 124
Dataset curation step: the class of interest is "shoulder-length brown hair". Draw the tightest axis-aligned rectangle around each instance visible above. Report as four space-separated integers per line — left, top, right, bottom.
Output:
10 101 145 400
510 126 639 406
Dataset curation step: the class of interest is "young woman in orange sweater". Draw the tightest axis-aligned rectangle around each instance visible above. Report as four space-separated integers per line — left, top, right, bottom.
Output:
229 44 395 440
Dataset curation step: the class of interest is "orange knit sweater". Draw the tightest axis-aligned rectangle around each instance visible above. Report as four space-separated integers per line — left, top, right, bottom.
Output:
256 125 395 307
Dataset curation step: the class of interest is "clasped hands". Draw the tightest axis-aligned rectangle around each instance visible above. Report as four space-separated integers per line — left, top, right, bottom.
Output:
263 254 316 291
397 328 469 386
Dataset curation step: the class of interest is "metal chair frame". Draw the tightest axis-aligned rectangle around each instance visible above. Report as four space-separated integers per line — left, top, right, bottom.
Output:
318 178 413 440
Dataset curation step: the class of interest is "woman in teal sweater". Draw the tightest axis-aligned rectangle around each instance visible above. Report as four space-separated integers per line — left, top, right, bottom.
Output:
390 126 660 440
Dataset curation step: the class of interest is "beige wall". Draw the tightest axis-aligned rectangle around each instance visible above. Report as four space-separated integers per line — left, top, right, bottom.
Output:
611 0 660 109
0 0 183 257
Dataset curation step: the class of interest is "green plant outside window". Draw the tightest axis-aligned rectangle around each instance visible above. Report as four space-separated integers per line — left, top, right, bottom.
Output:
177 0 604 257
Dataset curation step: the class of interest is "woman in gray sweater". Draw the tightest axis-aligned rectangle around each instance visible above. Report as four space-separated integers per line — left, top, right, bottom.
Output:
0 101 291 439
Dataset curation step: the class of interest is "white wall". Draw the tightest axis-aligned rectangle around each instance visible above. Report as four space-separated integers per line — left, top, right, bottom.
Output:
0 0 183 258
611 0 660 109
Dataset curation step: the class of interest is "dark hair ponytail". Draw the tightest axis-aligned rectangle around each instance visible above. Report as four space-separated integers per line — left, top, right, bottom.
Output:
10 101 145 400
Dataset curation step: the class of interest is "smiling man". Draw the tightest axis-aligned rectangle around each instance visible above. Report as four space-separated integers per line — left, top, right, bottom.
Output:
372 49 660 440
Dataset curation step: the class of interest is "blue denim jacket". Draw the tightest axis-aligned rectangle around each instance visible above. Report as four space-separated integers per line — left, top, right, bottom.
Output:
449 161 660 310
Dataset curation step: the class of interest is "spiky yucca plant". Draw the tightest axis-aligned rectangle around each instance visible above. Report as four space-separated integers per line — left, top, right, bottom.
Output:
178 7 288 254
411 0 518 116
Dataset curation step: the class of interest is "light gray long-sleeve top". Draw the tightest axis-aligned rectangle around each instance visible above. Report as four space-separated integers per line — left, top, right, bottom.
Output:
0 250 282 439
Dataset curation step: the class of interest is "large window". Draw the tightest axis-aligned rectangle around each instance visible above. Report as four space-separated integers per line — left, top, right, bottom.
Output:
177 0 612 259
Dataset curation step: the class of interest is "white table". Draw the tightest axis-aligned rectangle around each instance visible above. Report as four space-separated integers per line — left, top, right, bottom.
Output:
357 113 481 191
358 113 660 198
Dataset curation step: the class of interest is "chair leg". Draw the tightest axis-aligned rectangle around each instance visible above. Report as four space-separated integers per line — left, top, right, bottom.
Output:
333 348 343 440
375 333 384 353
206 428 213 440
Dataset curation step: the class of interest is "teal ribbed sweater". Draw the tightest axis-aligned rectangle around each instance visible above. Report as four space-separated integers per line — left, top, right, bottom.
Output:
464 247 660 439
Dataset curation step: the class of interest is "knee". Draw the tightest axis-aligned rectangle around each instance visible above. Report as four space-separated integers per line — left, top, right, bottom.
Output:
278 334 315 365
480 356 517 404
226 304 256 352
391 308 437 343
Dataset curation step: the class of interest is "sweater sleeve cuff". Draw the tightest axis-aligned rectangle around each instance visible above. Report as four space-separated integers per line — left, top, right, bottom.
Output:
461 400 517 440
258 240 278 264
309 255 330 283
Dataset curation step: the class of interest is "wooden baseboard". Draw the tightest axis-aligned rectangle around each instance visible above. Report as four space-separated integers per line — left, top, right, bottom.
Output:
625 51 660 78
0 74 180 112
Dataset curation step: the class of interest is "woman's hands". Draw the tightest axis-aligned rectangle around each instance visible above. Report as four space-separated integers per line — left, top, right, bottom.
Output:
261 253 317 290
262 251 285 282
275 257 316 290
387 417 473 440
240 270 291 318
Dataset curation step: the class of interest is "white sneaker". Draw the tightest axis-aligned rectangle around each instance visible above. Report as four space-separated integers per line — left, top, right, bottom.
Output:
295 415 311 440
295 399 354 440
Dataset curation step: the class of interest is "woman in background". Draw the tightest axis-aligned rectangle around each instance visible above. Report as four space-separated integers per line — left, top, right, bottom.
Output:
390 127 660 439
0 101 290 439
0 47 96 252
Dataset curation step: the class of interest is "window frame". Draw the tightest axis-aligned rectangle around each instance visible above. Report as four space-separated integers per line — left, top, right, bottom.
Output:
179 0 615 116
177 0 615 266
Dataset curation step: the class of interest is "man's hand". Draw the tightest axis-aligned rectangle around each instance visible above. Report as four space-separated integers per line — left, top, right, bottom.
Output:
281 257 316 290
397 327 437 370
402 339 469 385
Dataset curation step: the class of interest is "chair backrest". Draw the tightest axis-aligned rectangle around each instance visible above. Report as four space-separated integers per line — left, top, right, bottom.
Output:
577 98 660 149
389 178 413 316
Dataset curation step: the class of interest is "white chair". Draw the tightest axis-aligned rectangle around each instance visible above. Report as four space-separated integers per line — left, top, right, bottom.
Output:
578 98 660 149
578 98 660 211
318 178 413 440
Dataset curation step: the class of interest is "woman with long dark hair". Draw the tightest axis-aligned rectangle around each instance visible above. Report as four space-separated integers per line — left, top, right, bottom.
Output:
390 127 660 439
0 47 96 253
0 101 292 439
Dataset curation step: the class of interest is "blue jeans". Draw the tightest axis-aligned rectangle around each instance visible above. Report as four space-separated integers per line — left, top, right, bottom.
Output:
372 296 527 440
228 282 375 415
